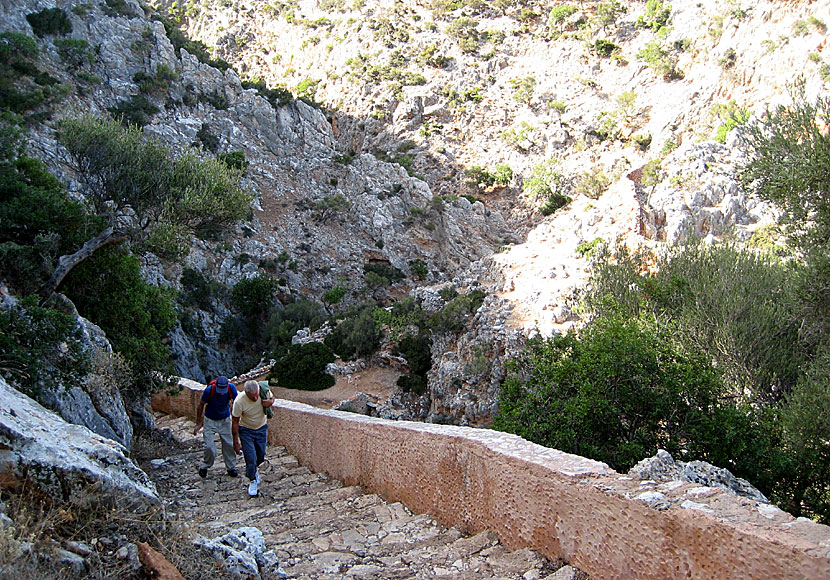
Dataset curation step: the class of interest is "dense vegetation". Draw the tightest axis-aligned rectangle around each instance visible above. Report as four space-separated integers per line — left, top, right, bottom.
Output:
496 89 830 522
0 110 250 399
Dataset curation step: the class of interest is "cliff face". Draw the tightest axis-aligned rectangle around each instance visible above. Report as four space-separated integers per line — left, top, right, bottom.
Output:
2 0 826 421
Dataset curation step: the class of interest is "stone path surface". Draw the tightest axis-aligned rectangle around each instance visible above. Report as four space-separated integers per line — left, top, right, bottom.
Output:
143 412 589 580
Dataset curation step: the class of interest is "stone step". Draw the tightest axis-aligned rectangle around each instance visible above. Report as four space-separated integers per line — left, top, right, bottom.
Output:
146 412 588 580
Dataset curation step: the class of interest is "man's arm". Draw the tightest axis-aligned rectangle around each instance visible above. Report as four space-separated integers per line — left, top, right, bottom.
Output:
192 400 207 435
232 415 241 453
261 390 275 408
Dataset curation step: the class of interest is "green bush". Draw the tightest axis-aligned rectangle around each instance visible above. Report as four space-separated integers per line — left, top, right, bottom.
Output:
195 123 219 152
495 316 739 470
409 259 428 281
231 274 279 319
63 247 176 396
269 341 335 390
107 95 160 127
54 38 94 68
446 16 480 54
510 76 536 104
364 262 405 285
26 8 72 37
0 295 88 400
178 267 217 310
574 167 610 199
539 192 571 215
593 39 620 57
430 290 485 333
637 42 682 79
636 0 672 32
324 306 380 360
523 159 563 198
217 151 249 171
103 0 136 17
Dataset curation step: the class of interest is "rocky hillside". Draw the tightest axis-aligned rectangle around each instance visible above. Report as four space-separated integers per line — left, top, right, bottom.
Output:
2 0 827 424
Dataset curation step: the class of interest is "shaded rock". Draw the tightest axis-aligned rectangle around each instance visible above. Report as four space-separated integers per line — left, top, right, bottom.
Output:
0 375 158 507
628 449 768 503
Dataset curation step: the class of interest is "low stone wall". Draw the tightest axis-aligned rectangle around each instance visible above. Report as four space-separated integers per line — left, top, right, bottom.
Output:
153 380 830 580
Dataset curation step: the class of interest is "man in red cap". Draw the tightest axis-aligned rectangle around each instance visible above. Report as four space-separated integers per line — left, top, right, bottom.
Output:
193 375 239 478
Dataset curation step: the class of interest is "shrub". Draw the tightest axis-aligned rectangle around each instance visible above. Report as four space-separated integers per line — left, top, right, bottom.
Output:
494 315 735 470
323 286 348 308
63 247 177 396
409 259 428 280
266 299 327 351
269 341 335 390
324 306 380 359
523 158 564 198
217 151 249 171
632 132 652 151
178 267 217 310
54 38 94 68
0 295 88 400
103 0 136 17
231 274 278 319
26 8 72 37
636 0 672 32
510 76 536 104
396 330 432 395
195 123 219 152
242 78 293 108
364 262 405 285
576 237 604 258
593 0 626 32
637 42 682 79
430 290 485 333
313 193 351 222
712 101 750 143
549 4 577 25
446 16 480 53
594 38 620 57
574 167 610 199
107 94 160 127
539 192 571 215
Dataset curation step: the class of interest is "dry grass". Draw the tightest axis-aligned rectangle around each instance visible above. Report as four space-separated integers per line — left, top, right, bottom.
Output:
0 428 239 579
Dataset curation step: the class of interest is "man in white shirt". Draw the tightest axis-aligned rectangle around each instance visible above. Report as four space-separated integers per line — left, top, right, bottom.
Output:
232 380 274 497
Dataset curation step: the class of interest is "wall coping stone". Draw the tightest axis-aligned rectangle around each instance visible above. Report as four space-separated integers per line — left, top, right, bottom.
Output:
153 378 830 580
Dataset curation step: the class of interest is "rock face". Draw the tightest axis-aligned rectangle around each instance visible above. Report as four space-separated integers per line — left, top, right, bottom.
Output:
3 0 821 421
0 375 158 507
0 289 134 449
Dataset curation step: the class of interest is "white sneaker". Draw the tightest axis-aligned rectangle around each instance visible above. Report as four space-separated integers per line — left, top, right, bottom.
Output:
247 479 258 497
255 471 261 485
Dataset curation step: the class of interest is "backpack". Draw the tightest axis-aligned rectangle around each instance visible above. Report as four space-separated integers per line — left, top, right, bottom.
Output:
258 381 274 419
207 379 235 402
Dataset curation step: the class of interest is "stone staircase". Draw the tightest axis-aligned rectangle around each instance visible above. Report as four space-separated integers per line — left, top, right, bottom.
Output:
144 412 589 580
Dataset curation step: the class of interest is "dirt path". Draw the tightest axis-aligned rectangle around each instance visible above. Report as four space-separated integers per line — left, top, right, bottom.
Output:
248 366 401 410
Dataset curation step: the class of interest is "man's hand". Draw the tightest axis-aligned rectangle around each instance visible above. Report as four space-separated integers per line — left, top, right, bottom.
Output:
233 439 241 454
193 423 202 435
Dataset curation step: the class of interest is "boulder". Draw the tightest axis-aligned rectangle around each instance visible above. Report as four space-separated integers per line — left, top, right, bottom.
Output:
0 375 158 507
628 449 768 503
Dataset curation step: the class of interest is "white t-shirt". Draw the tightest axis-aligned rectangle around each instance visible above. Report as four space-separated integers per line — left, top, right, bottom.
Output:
232 388 271 430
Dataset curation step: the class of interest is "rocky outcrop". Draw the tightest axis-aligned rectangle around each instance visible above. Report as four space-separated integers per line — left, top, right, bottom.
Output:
628 449 769 504
0 375 158 507
0 289 133 448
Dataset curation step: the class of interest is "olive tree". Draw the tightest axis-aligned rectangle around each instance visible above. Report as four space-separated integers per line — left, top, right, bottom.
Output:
45 114 254 297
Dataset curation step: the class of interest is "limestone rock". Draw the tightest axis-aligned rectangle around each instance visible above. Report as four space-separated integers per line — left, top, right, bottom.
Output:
628 449 768 503
0 375 158 507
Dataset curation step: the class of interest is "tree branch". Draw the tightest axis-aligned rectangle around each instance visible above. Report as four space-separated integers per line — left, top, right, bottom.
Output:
39 227 128 300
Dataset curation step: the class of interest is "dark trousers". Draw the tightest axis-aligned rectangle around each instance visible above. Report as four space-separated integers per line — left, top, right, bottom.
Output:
238 424 267 481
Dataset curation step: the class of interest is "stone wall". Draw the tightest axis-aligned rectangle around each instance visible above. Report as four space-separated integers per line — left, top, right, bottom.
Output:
153 380 830 580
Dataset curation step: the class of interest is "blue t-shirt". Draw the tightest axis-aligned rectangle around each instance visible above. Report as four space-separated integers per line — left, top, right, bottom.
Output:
201 382 238 420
